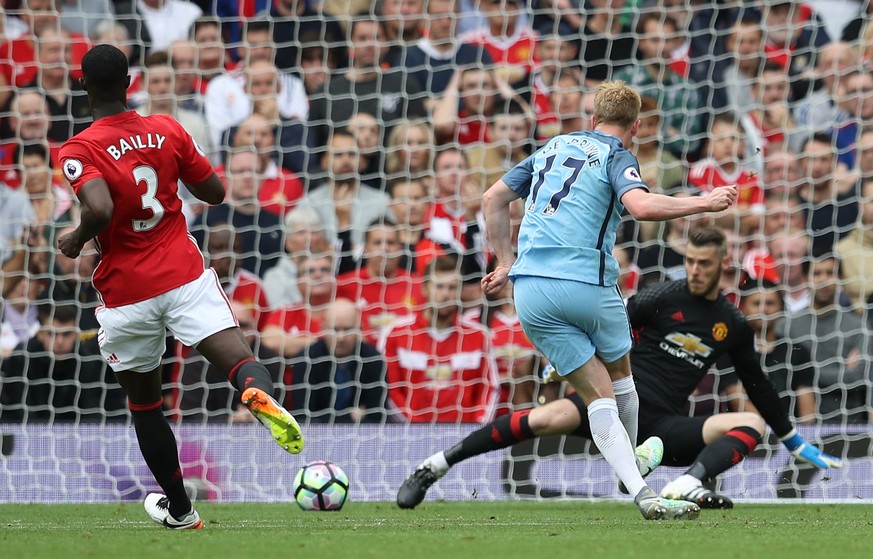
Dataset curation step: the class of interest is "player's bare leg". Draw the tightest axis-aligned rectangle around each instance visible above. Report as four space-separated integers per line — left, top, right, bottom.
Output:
397 399 583 508
197 327 304 454
398 397 665 509
660 413 764 509
115 368 203 529
566 357 699 520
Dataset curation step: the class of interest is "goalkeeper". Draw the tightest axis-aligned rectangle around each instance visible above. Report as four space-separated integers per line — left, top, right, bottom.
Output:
397 226 842 510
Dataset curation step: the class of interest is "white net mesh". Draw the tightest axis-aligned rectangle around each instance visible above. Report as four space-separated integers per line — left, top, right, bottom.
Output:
2 0 873 503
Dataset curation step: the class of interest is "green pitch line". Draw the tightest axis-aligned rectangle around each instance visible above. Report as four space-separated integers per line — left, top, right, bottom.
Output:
1 502 872 559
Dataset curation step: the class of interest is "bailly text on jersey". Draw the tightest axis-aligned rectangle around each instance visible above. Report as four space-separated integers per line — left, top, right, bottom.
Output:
106 134 167 160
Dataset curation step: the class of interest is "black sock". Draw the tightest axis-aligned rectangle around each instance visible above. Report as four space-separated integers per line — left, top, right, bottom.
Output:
444 410 535 466
131 404 191 519
228 358 274 395
687 426 761 481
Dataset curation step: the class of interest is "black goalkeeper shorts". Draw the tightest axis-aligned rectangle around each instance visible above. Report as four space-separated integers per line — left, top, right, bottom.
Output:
567 392 709 468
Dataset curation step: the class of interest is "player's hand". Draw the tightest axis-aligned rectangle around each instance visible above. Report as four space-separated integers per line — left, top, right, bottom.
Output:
57 230 84 259
781 430 843 469
703 185 737 212
481 264 511 297
791 443 843 469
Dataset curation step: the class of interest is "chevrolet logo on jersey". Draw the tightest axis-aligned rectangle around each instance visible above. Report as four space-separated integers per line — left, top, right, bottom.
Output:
665 332 713 357
659 332 713 370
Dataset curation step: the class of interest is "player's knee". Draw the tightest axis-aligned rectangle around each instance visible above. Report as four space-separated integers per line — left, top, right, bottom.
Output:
527 400 579 436
526 407 551 434
737 413 766 436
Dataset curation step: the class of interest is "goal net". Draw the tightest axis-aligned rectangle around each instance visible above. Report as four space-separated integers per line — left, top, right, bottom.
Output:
1 1 873 504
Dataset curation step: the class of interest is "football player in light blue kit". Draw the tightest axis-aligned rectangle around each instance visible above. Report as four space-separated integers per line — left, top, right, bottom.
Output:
481 81 738 520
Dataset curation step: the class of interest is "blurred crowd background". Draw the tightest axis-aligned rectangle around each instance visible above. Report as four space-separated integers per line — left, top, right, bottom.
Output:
2 0 873 429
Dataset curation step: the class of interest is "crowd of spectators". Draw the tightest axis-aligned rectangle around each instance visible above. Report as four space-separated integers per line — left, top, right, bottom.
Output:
2 0 873 427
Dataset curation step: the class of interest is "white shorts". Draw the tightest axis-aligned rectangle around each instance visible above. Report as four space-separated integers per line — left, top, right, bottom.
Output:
95 268 238 372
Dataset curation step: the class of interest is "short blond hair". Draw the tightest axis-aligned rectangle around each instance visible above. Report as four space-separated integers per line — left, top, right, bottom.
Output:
594 81 641 128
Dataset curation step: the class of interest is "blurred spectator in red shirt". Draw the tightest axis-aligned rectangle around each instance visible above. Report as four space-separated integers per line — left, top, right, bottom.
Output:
20 26 90 142
688 112 764 235
478 258 536 416
0 90 59 188
191 17 232 91
388 176 442 276
262 253 336 359
0 0 90 108
379 255 497 423
224 114 304 217
205 223 271 332
337 222 425 344
460 0 537 88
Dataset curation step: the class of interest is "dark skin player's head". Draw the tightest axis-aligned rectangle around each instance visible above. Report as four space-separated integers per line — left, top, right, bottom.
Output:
79 44 131 118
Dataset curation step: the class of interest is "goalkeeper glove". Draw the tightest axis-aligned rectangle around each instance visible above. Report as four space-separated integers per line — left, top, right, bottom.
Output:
780 429 843 469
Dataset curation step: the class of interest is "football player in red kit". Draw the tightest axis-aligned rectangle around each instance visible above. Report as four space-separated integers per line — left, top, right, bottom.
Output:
57 45 303 530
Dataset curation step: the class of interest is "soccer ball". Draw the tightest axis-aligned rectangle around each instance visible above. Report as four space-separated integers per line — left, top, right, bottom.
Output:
293 460 349 511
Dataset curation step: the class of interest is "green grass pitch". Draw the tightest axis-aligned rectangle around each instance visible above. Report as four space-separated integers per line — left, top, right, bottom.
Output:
2 502 873 559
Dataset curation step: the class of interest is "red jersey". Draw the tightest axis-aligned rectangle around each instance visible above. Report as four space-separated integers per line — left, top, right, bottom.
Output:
427 202 468 249
226 268 271 331
763 4 814 69
0 140 62 189
216 161 304 216
489 311 535 416
60 112 215 307
456 109 489 145
335 268 425 344
530 82 559 141
0 35 91 87
409 236 445 277
746 112 786 154
264 304 322 337
462 28 538 76
688 158 764 208
379 312 497 423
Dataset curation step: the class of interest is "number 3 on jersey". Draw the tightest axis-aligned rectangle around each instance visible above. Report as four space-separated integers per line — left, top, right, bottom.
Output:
528 156 587 215
132 165 164 232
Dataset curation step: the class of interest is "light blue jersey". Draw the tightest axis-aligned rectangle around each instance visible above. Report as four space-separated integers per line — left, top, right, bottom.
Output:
503 130 648 287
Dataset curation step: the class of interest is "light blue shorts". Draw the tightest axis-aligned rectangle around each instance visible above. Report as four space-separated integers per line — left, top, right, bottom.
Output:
513 275 632 376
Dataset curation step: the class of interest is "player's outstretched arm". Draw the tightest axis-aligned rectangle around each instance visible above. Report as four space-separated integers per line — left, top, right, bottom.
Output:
481 179 521 296
58 178 114 259
730 327 843 470
621 185 737 221
185 173 226 205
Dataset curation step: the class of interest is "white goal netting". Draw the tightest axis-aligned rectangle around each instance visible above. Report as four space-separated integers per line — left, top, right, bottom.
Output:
2 0 873 503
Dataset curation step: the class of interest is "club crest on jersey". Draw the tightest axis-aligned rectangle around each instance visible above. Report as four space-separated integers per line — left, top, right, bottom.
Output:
63 159 83 181
623 167 642 182
712 322 728 342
